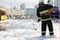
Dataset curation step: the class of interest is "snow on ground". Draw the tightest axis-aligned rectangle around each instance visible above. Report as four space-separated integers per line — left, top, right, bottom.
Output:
0 19 60 40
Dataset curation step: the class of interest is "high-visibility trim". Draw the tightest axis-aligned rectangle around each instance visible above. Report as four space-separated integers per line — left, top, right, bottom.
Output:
39 0 44 2
42 31 46 33
42 31 54 33
41 18 51 21
49 32 54 33
39 10 49 14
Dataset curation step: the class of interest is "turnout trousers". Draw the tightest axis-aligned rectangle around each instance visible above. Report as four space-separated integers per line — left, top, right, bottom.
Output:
41 20 54 36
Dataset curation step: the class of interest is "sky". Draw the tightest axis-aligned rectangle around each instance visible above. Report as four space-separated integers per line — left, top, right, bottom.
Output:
0 0 39 8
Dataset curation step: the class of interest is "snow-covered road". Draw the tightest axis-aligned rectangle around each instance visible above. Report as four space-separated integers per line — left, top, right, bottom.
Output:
0 19 60 40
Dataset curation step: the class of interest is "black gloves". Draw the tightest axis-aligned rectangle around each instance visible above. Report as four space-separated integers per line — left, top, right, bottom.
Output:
37 19 40 22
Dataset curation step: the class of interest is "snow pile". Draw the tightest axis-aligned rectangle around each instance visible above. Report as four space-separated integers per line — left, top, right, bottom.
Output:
5 19 41 30
0 19 60 40
0 29 41 40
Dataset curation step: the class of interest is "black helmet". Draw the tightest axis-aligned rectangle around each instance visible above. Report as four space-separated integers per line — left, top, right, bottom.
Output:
38 2 44 6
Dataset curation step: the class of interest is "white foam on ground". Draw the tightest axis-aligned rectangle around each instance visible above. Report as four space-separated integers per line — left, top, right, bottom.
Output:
0 19 60 40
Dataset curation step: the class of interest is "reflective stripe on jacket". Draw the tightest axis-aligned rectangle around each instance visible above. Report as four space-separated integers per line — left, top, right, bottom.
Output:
41 18 51 21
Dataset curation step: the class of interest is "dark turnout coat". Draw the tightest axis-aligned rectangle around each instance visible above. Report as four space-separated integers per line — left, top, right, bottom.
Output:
37 4 53 21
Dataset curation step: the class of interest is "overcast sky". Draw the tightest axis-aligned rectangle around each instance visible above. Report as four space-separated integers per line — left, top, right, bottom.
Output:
0 0 39 8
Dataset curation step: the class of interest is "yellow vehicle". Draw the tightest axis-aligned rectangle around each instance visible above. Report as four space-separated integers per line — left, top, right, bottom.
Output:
0 10 7 21
1 15 7 21
0 10 8 31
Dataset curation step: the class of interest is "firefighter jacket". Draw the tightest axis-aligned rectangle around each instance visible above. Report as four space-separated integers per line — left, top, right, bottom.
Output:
37 4 53 21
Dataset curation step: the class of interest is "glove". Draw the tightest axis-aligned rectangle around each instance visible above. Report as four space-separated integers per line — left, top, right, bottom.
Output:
37 19 40 22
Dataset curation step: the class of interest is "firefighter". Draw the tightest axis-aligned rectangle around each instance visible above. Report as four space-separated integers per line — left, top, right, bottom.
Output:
37 2 54 36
